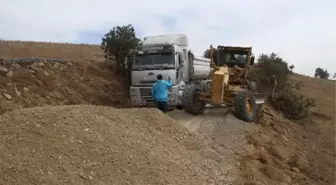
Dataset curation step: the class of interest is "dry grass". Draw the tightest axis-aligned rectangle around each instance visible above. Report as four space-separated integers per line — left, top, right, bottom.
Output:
0 40 103 61
291 74 335 119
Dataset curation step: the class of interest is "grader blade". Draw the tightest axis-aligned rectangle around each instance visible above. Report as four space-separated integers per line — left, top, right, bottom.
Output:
252 93 267 104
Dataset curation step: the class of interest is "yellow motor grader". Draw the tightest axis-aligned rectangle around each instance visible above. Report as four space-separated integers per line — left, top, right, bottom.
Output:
182 45 266 122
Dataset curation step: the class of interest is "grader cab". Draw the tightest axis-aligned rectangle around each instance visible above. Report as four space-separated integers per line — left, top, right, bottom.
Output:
182 45 266 122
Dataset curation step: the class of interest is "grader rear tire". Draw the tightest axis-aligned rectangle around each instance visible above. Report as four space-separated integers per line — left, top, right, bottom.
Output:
234 91 257 122
182 84 205 115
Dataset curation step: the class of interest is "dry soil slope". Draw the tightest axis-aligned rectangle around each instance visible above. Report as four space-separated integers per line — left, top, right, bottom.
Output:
237 74 335 185
0 105 230 185
0 41 128 114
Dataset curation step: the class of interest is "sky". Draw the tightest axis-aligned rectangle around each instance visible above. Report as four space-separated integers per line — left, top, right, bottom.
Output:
0 0 335 76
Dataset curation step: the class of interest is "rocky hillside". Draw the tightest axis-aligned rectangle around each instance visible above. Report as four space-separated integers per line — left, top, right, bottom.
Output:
0 41 129 114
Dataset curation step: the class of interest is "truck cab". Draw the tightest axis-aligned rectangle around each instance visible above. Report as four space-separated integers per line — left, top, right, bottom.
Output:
129 34 190 109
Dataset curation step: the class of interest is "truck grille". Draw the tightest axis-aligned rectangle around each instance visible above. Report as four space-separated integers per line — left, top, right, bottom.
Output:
140 80 156 84
142 96 154 104
139 88 154 104
139 88 152 96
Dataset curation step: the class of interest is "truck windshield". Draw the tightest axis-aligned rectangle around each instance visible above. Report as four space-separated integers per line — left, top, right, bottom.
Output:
133 53 175 70
217 51 248 68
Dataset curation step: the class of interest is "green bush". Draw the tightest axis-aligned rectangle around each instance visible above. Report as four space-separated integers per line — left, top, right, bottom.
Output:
249 53 315 120
248 53 289 93
271 81 316 119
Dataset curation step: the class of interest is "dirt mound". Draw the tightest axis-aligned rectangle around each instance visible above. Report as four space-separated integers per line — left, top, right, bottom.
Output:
0 59 128 114
0 105 227 185
237 104 335 185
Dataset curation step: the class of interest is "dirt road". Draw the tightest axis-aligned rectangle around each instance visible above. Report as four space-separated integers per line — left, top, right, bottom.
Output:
168 108 258 183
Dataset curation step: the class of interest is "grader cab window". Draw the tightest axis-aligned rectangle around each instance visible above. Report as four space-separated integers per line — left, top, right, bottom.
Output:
216 50 248 68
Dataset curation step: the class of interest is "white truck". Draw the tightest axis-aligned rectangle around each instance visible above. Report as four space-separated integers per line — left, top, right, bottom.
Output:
129 34 211 109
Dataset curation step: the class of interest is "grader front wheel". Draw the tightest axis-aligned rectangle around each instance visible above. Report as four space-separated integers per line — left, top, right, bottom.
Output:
182 84 205 115
234 92 257 122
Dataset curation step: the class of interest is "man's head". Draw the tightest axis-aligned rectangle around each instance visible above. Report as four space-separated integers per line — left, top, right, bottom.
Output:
157 74 163 80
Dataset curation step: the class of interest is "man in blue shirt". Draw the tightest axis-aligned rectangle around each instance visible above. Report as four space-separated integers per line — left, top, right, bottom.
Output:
151 74 172 113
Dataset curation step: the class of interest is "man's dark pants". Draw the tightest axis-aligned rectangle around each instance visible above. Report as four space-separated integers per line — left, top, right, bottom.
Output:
156 101 168 113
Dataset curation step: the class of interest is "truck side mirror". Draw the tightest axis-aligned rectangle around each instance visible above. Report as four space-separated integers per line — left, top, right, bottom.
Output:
250 56 255 65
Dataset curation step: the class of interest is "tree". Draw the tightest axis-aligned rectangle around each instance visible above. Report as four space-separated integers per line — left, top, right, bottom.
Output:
333 72 336 79
249 53 289 92
101 24 141 75
289 64 295 72
203 48 219 59
314 67 329 79
203 49 210 58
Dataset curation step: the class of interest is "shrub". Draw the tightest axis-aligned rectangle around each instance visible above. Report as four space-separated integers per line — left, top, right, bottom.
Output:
271 81 316 119
248 53 290 93
314 67 330 79
249 53 315 120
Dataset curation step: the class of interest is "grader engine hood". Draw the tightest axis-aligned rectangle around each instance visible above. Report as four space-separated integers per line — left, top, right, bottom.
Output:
131 70 177 86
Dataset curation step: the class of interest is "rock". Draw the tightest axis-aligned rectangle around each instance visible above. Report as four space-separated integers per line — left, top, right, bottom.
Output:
15 87 21 97
10 63 21 69
292 167 300 173
2 93 12 100
30 63 39 71
0 67 8 76
236 161 241 167
23 87 29 92
36 80 43 86
244 181 258 185
0 67 8 73
6 70 14 78
242 144 256 156
66 61 73 66
53 63 60 68
43 71 50 76
281 135 288 142
282 173 292 184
